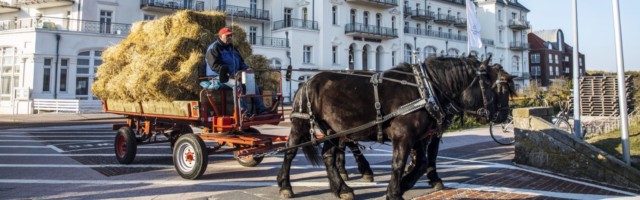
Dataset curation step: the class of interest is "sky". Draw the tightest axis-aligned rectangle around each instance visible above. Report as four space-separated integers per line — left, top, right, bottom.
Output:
522 0 639 72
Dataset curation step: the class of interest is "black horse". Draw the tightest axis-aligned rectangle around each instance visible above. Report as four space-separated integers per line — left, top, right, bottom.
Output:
278 56 515 200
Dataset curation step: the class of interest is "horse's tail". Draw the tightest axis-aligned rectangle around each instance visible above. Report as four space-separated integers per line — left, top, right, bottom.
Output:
292 82 323 166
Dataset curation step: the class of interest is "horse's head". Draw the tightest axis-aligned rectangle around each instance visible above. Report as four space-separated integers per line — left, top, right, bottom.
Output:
462 56 516 123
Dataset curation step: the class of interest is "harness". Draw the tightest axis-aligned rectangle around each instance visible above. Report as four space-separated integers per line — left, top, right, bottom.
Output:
277 54 507 154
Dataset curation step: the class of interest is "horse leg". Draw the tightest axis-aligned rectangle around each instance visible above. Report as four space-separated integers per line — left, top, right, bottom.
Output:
322 139 355 200
336 141 349 181
400 137 429 192
346 141 374 182
277 120 310 198
386 136 413 200
426 136 443 191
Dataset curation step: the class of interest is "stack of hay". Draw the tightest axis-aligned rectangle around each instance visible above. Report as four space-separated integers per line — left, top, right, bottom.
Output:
92 10 252 102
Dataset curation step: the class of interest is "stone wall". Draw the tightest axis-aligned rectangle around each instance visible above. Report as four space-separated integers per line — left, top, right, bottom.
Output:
512 107 640 192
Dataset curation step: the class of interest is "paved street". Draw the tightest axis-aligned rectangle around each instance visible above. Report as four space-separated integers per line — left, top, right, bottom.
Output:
0 120 638 199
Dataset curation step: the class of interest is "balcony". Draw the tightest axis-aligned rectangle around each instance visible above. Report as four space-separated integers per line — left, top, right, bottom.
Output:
410 9 435 21
0 2 20 13
345 23 397 39
508 18 530 30
511 71 530 79
509 42 529 51
434 14 455 24
404 27 466 41
17 0 73 8
216 5 269 21
0 17 131 35
453 18 466 28
345 0 398 9
140 0 205 13
481 38 494 46
248 36 288 48
436 0 466 5
273 18 318 31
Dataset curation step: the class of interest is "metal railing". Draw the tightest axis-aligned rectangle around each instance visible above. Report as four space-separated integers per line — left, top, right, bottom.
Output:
509 42 529 50
0 17 131 35
249 36 288 48
404 27 466 41
434 14 455 23
454 18 466 26
482 38 495 46
509 18 530 29
345 23 397 37
410 9 435 19
347 0 398 6
18 0 74 6
436 0 465 5
140 0 205 11
33 99 102 114
273 18 318 30
215 5 269 20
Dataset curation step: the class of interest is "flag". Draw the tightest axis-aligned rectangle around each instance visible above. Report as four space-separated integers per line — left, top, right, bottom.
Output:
466 0 483 50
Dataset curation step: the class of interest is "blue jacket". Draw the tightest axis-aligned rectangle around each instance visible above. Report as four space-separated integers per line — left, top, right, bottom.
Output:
204 39 249 78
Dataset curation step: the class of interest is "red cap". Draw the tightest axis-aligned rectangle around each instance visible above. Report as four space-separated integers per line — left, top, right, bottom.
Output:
218 27 233 36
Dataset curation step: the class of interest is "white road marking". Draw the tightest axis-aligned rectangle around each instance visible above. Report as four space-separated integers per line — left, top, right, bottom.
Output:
0 146 50 148
48 145 65 153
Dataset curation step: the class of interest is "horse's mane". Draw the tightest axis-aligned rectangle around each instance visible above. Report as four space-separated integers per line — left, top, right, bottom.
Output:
391 57 479 98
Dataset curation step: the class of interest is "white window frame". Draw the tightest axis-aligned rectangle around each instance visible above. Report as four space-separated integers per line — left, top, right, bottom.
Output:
42 58 52 93
1 47 20 100
332 46 338 64
303 46 312 64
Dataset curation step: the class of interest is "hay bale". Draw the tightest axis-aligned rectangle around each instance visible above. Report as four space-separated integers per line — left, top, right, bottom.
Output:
93 10 252 101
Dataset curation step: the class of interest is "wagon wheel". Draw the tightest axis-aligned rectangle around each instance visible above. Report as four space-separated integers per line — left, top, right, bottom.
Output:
170 125 193 152
233 127 264 167
173 134 208 180
114 127 137 164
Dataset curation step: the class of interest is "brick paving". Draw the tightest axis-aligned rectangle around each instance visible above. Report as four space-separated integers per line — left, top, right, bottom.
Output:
416 188 567 200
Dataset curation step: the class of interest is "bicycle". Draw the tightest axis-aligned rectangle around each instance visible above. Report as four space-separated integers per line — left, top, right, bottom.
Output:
489 110 515 145
551 100 573 135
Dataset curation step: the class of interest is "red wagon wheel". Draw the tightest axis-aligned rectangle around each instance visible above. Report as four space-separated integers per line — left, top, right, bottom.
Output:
114 127 137 164
173 134 208 180
233 128 264 167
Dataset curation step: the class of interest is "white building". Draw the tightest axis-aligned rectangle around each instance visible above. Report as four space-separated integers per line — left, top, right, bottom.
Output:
0 0 529 114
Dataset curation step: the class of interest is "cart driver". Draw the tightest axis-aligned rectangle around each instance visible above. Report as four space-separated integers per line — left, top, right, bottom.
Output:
200 27 267 120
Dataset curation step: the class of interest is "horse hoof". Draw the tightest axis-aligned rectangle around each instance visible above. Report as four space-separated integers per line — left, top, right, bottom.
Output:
431 181 444 191
340 173 349 181
280 189 294 198
362 174 374 182
339 192 355 200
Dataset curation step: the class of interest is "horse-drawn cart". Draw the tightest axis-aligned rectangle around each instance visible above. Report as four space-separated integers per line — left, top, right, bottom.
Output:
103 71 287 180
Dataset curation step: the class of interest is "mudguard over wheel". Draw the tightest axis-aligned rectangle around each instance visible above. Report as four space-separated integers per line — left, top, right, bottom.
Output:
173 134 208 180
114 127 137 164
233 127 264 167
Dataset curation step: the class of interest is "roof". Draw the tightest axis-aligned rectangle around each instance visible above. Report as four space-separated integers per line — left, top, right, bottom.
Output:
477 0 530 12
532 29 563 43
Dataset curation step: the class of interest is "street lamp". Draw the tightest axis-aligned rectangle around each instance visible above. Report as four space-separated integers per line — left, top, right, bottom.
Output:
445 41 449 57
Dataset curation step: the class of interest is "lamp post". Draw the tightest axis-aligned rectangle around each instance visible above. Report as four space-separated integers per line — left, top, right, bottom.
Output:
445 40 449 57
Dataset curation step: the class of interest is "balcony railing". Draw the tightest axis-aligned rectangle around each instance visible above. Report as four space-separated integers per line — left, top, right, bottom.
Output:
248 36 288 48
0 2 20 13
216 5 269 21
140 0 205 12
436 0 465 5
482 38 494 46
345 23 397 39
453 18 466 28
509 42 529 50
345 0 398 9
508 18 530 30
511 71 530 79
410 9 435 20
0 17 131 35
404 27 467 41
17 0 74 9
434 14 455 24
273 18 318 30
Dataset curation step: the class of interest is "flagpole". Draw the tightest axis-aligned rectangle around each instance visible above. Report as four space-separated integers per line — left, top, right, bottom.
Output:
571 0 582 139
611 0 630 165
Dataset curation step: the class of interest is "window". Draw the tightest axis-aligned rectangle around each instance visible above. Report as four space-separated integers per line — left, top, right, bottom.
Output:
426 46 437 58
303 46 311 64
498 10 502 21
363 11 369 27
250 0 257 14
391 16 396 30
530 53 540 63
564 55 569 62
350 9 356 25
60 58 68 92
404 44 412 63
499 30 503 42
1 47 20 100
512 12 517 19
332 6 337 25
555 66 560 76
99 10 113 34
555 55 558 64
549 53 553 64
392 51 396 66
42 58 52 92
270 59 282 69
376 13 381 27
531 65 540 76
549 66 554 77
76 50 101 99
332 46 338 64
302 7 308 23
249 26 257 45
416 23 421 34
284 8 292 27
579 58 583 66
512 56 520 71
143 14 155 21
